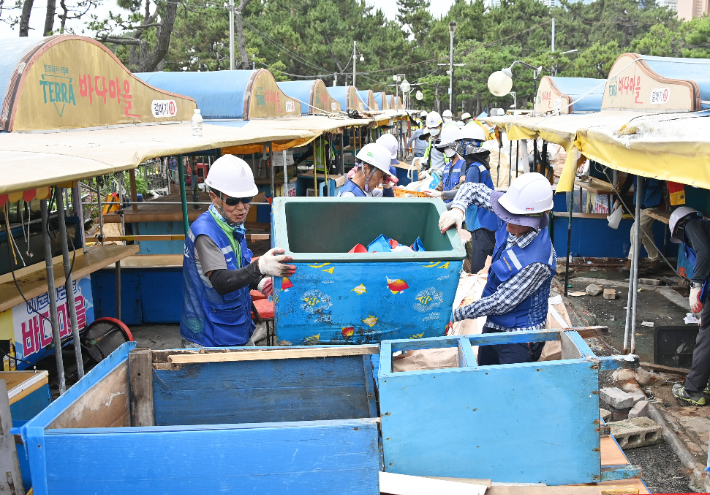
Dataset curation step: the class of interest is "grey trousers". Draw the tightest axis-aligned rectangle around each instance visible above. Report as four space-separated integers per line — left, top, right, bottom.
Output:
685 301 710 393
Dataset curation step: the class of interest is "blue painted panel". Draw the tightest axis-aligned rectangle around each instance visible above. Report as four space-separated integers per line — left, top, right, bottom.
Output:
274 260 461 345
136 220 184 254
41 420 380 495
277 81 314 115
395 167 417 187
641 56 710 109
10 383 52 423
91 269 142 325
152 356 375 426
378 342 601 485
549 77 605 113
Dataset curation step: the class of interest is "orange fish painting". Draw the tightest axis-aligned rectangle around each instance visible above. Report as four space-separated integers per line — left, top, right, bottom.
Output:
387 277 409 294
342 326 355 337
281 277 293 291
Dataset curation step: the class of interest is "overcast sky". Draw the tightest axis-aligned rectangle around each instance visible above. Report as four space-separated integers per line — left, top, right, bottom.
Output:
0 0 457 37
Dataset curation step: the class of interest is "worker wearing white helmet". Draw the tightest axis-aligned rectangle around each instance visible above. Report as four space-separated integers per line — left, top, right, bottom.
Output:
669 207 710 406
461 112 472 125
420 111 447 174
439 172 556 365
418 110 428 130
339 143 395 197
424 125 464 203
181 155 296 348
442 109 453 123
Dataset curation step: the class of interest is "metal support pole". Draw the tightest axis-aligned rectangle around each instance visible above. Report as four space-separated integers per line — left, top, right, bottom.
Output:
56 188 84 379
269 142 275 201
283 150 288 196
508 140 512 187
96 178 104 243
178 155 189 235
551 17 555 52
41 198 66 394
116 260 122 322
629 177 643 354
229 0 235 70
117 174 126 243
339 133 345 175
449 27 455 112
192 157 200 210
515 140 519 179
352 41 357 88
533 139 538 174
72 183 86 253
564 192 573 298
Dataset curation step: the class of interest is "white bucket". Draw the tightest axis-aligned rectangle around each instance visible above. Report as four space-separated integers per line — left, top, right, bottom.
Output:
607 205 623 229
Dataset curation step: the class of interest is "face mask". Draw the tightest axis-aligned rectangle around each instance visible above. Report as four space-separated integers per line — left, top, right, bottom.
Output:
429 128 440 137
444 148 456 157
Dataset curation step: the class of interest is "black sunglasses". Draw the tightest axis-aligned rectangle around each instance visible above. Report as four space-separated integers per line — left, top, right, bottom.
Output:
221 194 253 206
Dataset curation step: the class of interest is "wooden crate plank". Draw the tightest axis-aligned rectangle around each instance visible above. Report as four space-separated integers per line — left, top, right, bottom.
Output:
43 420 380 494
168 345 378 364
128 349 154 427
379 471 487 495
379 360 600 485
153 356 375 426
600 436 629 467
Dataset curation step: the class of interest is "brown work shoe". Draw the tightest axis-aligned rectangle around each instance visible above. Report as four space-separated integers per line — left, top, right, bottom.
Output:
620 260 631 274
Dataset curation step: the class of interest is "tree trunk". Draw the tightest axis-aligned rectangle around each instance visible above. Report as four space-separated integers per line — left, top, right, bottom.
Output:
236 0 252 69
43 0 56 35
19 0 34 36
58 0 68 32
136 0 178 72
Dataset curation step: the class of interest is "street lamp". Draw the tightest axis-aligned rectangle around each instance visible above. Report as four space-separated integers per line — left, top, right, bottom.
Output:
448 21 457 112
400 79 411 109
487 61 543 107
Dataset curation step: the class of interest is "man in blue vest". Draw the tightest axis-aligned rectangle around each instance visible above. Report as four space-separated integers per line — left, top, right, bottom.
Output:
439 173 556 365
424 124 463 202
181 155 296 347
670 207 710 405
338 143 395 198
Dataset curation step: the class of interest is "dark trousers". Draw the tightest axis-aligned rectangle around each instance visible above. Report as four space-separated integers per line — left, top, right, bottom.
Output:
685 301 710 393
477 325 545 365
469 228 496 274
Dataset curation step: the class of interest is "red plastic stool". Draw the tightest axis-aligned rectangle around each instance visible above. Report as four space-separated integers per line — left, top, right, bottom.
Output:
251 297 275 345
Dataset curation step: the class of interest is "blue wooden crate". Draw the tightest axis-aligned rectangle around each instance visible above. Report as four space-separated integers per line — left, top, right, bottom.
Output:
377 331 626 486
271 197 466 345
21 343 381 495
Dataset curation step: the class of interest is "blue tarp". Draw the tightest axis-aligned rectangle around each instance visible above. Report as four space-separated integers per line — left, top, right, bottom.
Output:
329 86 353 110
0 37 47 107
136 70 256 119
640 56 710 109
277 81 314 115
373 92 385 108
548 77 605 113
357 90 375 110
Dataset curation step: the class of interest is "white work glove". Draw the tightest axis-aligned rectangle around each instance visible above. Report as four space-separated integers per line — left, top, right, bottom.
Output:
424 190 442 198
690 285 704 314
258 248 297 277
257 277 273 297
439 208 464 233
419 170 429 181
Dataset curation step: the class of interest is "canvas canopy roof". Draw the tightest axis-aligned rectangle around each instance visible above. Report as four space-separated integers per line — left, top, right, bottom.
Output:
357 90 377 111
136 69 302 119
329 86 364 112
602 53 710 112
277 80 341 115
534 76 605 115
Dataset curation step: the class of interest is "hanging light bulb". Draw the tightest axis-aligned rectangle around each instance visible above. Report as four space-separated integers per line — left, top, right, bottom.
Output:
488 70 513 97
359 54 364 62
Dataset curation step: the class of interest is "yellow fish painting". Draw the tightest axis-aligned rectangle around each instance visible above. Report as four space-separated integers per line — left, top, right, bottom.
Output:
409 333 424 339
302 296 321 307
438 262 450 269
416 295 433 306
322 266 335 274
304 334 321 344
307 263 331 268
423 261 441 268
386 277 409 295
351 284 367 295
361 315 378 327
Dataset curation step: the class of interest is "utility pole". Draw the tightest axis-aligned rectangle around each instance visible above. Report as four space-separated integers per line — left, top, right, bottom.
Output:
551 17 555 52
333 73 337 87
448 21 457 112
229 0 235 70
353 41 357 88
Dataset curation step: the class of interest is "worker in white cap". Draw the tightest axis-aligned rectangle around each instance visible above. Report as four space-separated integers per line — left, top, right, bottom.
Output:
181 155 296 348
424 125 464 202
339 143 396 197
439 173 556 365
418 110 428 130
420 111 446 175
669 207 710 406
442 109 453 123
461 112 472 125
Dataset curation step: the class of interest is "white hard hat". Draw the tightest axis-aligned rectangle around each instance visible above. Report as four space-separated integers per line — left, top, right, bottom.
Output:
442 109 453 118
461 112 472 121
356 143 392 175
205 154 259 198
435 124 462 151
669 206 702 243
459 124 486 141
498 172 554 215
420 110 428 118
426 111 443 128
376 134 399 159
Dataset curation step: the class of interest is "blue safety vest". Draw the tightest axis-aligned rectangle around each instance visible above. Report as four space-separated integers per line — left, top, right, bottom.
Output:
482 227 556 330
181 211 254 346
465 163 503 233
338 179 367 197
441 156 464 204
682 221 710 303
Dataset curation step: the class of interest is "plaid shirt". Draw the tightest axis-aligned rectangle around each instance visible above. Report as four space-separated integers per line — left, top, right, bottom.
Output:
452 184 555 332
